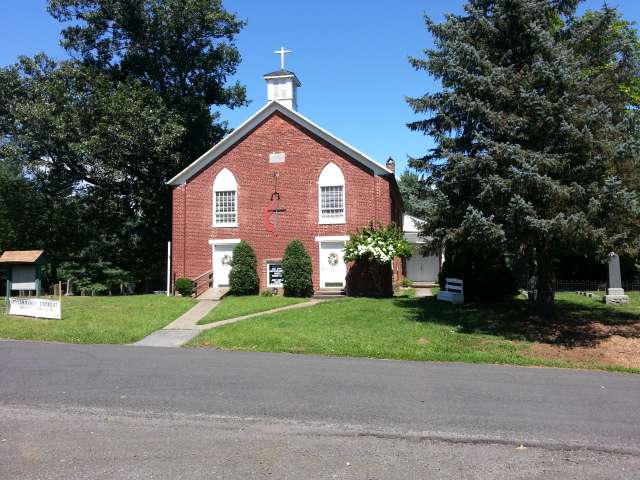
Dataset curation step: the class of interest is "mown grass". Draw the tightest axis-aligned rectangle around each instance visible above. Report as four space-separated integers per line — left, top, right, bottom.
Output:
197 294 307 325
190 291 640 373
0 295 196 344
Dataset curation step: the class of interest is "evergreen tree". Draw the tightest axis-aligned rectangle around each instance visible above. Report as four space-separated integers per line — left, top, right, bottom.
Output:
228 241 259 295
282 240 313 297
407 0 640 315
398 170 433 219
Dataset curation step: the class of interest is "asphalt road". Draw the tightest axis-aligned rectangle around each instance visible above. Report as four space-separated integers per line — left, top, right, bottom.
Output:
1 340 639 479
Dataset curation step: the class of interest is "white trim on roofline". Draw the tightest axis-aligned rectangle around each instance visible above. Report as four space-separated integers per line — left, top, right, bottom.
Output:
167 101 392 185
208 238 242 245
314 235 350 242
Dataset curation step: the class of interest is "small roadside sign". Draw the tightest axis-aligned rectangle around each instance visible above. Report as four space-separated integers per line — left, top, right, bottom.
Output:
9 297 61 320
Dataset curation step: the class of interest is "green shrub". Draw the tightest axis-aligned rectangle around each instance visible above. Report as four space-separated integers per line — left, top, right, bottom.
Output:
402 278 413 288
59 261 133 295
261 289 275 297
175 277 195 296
439 244 516 302
282 240 313 297
229 241 259 295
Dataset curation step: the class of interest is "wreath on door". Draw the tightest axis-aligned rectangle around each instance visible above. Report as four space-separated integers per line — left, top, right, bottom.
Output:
327 252 339 267
221 254 233 266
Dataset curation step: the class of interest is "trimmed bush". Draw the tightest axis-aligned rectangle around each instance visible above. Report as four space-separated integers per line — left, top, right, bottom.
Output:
175 277 195 297
229 241 259 295
282 240 313 297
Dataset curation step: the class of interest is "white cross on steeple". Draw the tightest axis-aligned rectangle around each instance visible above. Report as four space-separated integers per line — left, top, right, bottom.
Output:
273 46 291 70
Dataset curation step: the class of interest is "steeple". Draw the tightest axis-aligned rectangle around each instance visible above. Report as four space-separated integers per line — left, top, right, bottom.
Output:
264 46 301 111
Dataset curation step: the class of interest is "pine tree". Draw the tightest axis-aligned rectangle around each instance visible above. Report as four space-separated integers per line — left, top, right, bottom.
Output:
398 170 434 219
407 0 640 315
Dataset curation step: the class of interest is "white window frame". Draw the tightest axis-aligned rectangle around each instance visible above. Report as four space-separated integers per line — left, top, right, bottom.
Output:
318 162 346 224
274 79 288 100
212 168 238 228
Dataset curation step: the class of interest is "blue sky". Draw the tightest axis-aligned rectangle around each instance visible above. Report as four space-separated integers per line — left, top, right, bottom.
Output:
1 0 639 175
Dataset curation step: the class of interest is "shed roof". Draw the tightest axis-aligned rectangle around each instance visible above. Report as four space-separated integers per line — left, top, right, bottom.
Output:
0 250 45 264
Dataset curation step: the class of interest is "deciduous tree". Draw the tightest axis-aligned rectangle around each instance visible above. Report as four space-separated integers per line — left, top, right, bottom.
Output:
0 0 248 289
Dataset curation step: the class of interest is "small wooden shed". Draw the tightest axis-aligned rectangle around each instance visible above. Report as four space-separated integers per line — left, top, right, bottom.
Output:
0 250 46 299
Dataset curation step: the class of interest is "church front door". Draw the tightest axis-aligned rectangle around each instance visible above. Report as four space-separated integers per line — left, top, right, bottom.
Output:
213 244 234 287
319 241 346 288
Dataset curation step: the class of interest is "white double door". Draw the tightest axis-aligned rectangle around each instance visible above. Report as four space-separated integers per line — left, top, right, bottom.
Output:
319 241 346 288
213 244 234 287
406 247 440 282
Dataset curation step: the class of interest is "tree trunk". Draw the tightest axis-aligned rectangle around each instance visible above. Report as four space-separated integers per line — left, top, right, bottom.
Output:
534 247 556 318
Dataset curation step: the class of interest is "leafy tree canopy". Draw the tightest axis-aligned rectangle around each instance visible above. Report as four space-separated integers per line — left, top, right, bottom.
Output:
48 0 248 156
0 0 248 290
1 54 184 284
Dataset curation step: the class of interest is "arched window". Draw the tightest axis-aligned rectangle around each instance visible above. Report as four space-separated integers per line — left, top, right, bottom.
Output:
318 162 346 224
213 168 238 227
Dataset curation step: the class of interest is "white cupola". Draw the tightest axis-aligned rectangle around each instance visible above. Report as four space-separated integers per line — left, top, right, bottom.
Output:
264 46 301 111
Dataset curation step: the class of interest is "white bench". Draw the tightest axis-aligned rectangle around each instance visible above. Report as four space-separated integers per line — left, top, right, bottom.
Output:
437 278 464 304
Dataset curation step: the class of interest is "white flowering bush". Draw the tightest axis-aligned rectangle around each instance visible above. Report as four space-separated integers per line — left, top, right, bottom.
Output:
344 224 412 264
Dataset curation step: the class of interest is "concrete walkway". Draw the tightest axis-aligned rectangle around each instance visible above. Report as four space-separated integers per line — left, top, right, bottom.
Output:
133 298 321 348
197 299 321 330
133 300 219 347
198 287 228 301
133 329 203 348
163 300 220 330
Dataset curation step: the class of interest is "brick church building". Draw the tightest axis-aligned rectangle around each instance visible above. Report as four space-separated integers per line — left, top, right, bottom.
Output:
168 52 408 293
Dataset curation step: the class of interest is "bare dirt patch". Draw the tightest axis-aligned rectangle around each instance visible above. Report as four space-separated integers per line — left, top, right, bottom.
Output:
512 314 640 348
527 334 640 369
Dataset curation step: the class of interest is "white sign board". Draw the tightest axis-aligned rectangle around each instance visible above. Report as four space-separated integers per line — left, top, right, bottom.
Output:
9 298 61 320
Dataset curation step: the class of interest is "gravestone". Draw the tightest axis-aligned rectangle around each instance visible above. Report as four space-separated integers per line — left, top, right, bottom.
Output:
604 253 629 305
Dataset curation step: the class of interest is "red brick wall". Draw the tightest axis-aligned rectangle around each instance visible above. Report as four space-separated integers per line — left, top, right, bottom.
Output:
171 111 401 290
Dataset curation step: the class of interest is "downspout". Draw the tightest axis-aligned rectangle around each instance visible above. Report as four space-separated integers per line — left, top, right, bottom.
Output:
183 183 187 277
373 174 378 223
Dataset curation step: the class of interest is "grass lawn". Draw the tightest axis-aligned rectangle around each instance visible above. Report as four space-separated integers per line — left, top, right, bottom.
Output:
190 291 640 373
0 295 196 344
197 294 308 325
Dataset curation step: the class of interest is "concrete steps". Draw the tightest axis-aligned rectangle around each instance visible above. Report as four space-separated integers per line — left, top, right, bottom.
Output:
313 288 346 300
410 282 438 288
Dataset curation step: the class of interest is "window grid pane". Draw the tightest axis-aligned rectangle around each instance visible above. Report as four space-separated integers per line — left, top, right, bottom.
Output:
215 190 236 224
320 186 344 220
